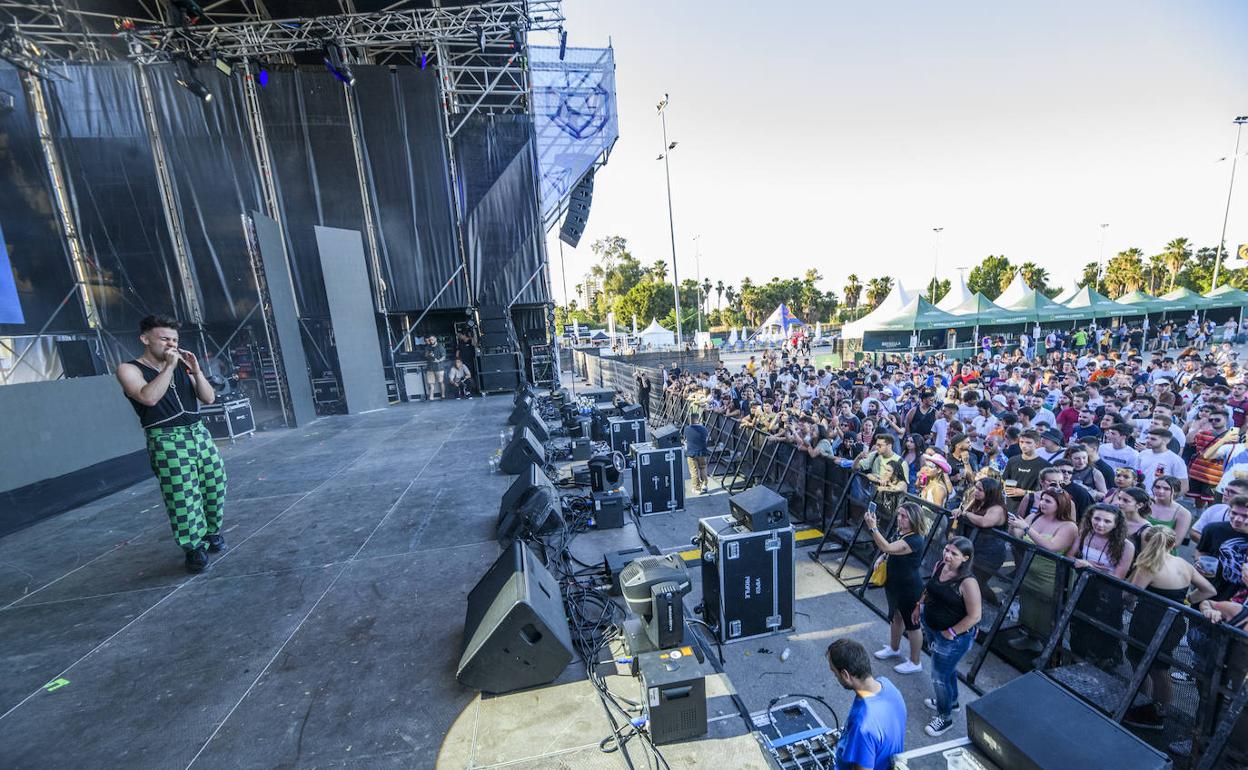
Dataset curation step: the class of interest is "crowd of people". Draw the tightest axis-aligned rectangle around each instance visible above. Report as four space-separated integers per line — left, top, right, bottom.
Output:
660 335 1248 745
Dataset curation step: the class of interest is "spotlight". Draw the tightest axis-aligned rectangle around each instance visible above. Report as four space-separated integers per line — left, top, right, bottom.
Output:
174 58 212 102
509 23 524 51
476 25 485 52
323 41 355 87
256 66 269 87
212 54 232 76
558 29 567 60
412 42 427 69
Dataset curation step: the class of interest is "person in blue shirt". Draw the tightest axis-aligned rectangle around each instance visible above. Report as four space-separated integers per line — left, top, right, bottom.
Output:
826 638 907 770
683 411 711 494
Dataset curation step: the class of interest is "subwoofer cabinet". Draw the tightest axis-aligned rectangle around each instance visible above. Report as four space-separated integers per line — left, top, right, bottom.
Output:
697 515 794 643
457 542 573 694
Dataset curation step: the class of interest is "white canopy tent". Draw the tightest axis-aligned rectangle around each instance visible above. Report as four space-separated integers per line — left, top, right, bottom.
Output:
1051 285 1079 304
936 273 973 312
995 273 1034 306
638 318 676 348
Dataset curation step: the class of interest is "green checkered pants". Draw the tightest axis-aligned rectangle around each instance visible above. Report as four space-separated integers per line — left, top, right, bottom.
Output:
145 421 227 551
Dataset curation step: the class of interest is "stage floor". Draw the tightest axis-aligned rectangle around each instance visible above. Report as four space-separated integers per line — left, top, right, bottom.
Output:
0 392 1014 769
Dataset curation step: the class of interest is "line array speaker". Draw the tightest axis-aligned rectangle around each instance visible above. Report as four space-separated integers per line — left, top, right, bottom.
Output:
558 170 595 248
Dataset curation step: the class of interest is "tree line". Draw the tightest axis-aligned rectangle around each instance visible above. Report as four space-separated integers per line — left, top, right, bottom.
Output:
555 235 1241 334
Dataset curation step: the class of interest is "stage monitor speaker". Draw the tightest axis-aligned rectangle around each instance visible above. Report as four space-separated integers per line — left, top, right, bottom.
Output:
509 406 550 442
457 542 574 694
497 485 562 544
619 404 645 420
729 486 789 531
499 463 550 524
651 424 681 449
966 672 1171 770
558 170 595 248
55 340 104 378
501 427 546 474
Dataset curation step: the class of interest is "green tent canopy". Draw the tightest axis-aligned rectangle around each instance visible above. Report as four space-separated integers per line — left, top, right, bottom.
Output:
1205 285 1248 308
1116 289 1168 314
1159 286 1213 311
948 292 1022 327
1062 286 1133 318
842 296 973 336
997 290 1082 323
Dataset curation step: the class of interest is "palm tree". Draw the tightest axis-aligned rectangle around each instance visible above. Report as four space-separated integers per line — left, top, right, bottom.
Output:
701 278 712 316
1146 252 1167 295
1103 248 1145 297
715 280 725 309
865 276 893 309
650 260 669 282
1018 262 1050 292
844 274 863 310
1162 237 1191 292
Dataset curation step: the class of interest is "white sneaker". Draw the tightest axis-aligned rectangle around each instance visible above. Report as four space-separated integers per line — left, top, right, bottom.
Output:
873 646 902 660
894 660 923 674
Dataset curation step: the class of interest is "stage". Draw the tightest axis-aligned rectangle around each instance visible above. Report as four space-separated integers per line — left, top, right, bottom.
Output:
0 394 1014 769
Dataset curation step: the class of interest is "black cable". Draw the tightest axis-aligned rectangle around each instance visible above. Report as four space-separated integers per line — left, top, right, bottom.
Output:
765 693 841 732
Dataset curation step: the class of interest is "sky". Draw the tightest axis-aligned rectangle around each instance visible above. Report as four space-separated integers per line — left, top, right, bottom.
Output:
539 0 1248 306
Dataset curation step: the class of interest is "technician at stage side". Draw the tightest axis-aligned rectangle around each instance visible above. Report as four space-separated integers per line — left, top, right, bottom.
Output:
116 314 226 574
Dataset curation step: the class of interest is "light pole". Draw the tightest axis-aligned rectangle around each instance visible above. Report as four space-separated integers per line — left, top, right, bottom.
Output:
930 227 944 302
657 94 683 344
1211 116 1248 291
1095 223 1109 290
693 234 703 337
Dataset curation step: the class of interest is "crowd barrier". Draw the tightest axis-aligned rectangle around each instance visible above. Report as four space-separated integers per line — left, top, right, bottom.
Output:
650 388 1248 770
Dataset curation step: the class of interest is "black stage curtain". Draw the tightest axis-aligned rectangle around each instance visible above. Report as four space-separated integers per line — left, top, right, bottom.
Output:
0 66 85 335
257 68 365 319
353 66 464 311
44 62 182 333
147 64 264 325
454 114 549 308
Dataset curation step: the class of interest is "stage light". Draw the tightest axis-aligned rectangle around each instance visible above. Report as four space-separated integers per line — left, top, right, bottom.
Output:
257 67 269 87
412 42 428 69
558 29 567 60
212 55 232 76
476 25 485 52
323 41 355 87
174 58 213 102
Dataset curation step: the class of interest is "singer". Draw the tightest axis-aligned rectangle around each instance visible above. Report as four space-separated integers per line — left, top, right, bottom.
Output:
116 314 227 573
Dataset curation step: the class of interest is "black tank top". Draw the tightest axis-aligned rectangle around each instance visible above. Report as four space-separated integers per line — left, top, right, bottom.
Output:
923 568 972 630
910 406 937 437
125 359 201 429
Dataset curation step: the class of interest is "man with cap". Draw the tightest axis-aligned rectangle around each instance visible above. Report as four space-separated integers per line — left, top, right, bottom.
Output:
1036 428 1066 462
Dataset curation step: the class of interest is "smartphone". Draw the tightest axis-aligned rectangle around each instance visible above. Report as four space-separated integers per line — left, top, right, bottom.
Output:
867 502 878 515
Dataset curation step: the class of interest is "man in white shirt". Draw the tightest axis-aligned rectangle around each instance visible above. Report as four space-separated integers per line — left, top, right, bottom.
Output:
1029 396 1058 430
969 400 998 453
1134 428 1189 495
1098 422 1139 471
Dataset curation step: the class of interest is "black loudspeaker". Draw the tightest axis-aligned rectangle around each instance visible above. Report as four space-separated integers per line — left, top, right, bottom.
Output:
651 424 681 449
499 463 548 523
457 542 574 694
729 486 789 531
56 340 104 378
497 485 561 544
966 672 1171 770
619 403 645 420
558 170 595 248
500 427 545 474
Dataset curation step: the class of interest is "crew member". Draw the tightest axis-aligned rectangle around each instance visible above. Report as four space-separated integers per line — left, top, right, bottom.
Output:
116 315 225 573
826 638 907 770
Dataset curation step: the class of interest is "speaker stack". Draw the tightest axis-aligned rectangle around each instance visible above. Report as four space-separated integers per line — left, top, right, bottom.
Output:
457 542 574 694
558 170 595 248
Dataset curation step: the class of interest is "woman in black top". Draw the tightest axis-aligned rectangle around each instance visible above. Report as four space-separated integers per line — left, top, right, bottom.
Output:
917 536 982 736
865 501 930 675
950 477 1008 607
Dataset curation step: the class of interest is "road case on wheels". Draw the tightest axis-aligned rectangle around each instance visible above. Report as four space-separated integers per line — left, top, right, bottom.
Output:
696 515 794 643
631 442 685 514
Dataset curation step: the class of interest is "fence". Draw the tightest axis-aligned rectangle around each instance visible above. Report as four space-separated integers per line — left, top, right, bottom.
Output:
649 388 1248 770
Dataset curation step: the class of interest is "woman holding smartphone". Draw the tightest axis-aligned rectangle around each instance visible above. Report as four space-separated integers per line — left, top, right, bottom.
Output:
865 501 930 675
1007 488 1078 652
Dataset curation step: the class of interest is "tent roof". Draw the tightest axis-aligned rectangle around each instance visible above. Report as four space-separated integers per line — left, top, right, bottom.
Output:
1051 285 1080 304
1159 287 1212 311
1116 289 1167 314
640 318 673 335
948 293 1020 325
875 281 916 313
936 274 973 311
995 287 1080 322
759 303 804 328
1205 285 1248 308
1062 286 1133 316
843 296 972 337
995 273 1034 306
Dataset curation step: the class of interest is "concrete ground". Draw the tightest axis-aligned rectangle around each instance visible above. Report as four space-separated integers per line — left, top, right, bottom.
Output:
0 386 1019 770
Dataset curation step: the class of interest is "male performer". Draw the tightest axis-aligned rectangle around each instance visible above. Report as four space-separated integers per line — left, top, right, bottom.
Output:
116 315 226 573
